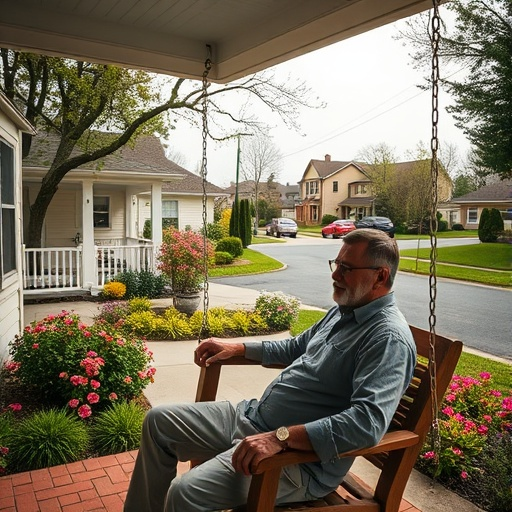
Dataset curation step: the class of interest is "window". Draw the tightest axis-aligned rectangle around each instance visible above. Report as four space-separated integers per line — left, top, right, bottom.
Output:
332 181 338 192
93 196 110 228
162 200 179 229
306 181 318 195
1 140 16 283
467 207 478 224
355 184 367 195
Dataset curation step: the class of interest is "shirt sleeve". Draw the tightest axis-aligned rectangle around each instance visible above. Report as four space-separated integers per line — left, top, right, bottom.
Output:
244 307 338 366
305 327 416 464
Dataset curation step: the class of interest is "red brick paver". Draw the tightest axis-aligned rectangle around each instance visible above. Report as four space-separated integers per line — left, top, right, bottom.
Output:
0 452 422 511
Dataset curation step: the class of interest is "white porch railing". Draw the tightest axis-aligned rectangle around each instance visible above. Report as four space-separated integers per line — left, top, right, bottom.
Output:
23 245 82 291
96 244 156 286
23 242 157 293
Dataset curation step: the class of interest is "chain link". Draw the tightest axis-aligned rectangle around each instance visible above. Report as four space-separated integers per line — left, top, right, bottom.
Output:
429 0 441 469
199 48 212 342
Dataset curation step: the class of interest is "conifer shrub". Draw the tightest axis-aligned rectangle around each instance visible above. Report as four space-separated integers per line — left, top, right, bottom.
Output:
321 214 338 226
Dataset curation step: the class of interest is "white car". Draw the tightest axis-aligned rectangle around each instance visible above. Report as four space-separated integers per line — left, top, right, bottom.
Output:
267 218 298 238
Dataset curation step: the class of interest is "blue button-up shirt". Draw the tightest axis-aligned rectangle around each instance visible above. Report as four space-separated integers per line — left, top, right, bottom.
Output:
243 292 416 497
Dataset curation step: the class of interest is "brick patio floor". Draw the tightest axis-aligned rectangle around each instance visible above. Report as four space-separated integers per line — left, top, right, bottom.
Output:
0 451 421 512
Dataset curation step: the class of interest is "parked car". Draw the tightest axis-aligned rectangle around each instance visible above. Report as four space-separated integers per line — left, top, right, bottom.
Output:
264 222 272 236
321 219 356 239
354 216 395 237
267 218 298 238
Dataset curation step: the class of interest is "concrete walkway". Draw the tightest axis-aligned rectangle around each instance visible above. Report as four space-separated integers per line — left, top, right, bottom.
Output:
0 284 484 512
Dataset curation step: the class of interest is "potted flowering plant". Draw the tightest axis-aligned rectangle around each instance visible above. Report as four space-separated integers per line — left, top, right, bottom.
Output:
158 227 214 314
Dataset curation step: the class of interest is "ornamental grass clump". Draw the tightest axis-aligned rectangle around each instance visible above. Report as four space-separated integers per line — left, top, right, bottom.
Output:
8 408 89 472
158 227 215 293
419 372 512 490
91 401 146 455
7 311 155 417
255 291 301 330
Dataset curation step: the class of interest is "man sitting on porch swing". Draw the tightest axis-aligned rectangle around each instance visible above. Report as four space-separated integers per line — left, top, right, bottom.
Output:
124 228 417 512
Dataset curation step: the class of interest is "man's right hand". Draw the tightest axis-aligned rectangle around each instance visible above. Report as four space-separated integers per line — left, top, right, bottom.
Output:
194 338 245 367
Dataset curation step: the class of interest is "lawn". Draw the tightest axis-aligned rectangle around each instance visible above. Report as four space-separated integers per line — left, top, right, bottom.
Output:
400 242 511 270
208 248 283 277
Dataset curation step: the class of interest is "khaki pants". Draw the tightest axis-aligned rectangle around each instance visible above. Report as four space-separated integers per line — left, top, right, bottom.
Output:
124 400 313 511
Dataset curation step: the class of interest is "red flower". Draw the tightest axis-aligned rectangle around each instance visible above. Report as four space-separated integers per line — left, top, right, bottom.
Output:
78 405 92 418
87 392 100 404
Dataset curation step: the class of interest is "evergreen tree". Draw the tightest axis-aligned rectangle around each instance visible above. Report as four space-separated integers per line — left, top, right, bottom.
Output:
229 199 240 238
478 208 491 242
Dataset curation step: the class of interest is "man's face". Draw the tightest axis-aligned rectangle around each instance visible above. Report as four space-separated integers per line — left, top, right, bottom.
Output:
331 241 383 308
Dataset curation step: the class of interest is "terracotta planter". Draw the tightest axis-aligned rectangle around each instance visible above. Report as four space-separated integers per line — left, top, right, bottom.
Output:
173 292 202 315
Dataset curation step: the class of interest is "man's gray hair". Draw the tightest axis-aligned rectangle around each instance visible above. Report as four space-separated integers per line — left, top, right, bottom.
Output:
343 228 399 286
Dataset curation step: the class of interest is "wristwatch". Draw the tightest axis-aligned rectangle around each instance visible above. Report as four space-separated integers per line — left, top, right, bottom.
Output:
275 426 290 449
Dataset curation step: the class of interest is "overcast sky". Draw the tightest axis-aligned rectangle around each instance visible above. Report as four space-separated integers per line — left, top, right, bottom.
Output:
165 9 470 188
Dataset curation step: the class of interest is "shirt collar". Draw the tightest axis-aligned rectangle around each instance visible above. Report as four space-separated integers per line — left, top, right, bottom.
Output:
340 292 395 325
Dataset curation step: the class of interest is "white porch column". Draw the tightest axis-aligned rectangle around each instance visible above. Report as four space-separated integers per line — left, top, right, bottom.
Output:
151 182 163 248
82 180 96 289
125 188 138 242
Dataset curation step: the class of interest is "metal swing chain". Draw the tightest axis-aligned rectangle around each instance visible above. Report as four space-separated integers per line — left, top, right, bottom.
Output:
199 47 212 342
429 0 441 465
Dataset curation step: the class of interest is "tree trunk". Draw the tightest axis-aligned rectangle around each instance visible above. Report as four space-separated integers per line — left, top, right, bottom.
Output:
26 178 60 248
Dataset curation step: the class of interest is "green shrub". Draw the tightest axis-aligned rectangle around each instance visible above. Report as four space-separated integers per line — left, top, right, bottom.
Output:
201 222 225 242
478 208 503 243
8 409 88 472
114 269 167 299
8 312 155 416
102 281 126 299
128 297 152 313
255 291 301 330
321 214 338 226
0 403 21 476
143 219 152 239
215 251 234 265
216 237 243 258
90 401 146 455
452 223 465 231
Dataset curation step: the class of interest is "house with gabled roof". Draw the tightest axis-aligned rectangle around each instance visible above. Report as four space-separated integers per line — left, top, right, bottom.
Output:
21 131 226 296
451 180 512 230
296 154 452 225
296 155 373 224
0 91 36 358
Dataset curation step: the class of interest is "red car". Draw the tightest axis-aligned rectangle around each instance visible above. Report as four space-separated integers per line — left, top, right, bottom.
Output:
321 219 356 239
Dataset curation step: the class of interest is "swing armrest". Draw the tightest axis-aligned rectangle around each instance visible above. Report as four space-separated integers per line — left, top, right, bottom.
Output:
195 359 286 403
251 429 420 474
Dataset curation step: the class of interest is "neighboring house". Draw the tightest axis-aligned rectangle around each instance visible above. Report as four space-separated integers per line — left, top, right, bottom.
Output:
0 91 36 358
21 131 225 296
296 155 372 224
223 180 300 219
296 154 452 225
451 180 512 230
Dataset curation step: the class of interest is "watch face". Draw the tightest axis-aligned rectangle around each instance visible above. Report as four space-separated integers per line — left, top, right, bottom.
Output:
276 426 289 442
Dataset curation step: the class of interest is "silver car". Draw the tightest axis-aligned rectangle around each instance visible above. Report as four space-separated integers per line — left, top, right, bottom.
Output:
268 218 298 238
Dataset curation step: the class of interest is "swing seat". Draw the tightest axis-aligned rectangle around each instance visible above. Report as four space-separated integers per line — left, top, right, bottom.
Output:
194 325 462 512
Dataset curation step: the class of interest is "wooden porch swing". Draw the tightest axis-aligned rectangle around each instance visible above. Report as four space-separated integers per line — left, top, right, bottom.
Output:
192 2 463 510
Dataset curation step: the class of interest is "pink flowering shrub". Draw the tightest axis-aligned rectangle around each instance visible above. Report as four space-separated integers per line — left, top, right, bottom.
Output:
7 311 155 417
419 372 512 482
158 227 214 293
255 291 301 330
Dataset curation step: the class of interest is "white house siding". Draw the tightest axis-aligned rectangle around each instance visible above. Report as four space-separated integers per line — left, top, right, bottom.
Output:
0 107 26 359
138 195 215 235
90 186 126 243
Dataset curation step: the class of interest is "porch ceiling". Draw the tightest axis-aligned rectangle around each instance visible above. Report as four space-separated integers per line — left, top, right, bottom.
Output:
0 0 434 83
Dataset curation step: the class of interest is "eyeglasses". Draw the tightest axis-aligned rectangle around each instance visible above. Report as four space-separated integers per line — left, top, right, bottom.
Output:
328 259 381 275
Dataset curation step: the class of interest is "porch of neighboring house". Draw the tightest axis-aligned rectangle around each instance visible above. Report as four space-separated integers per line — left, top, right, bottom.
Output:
21 178 165 297
22 238 157 297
